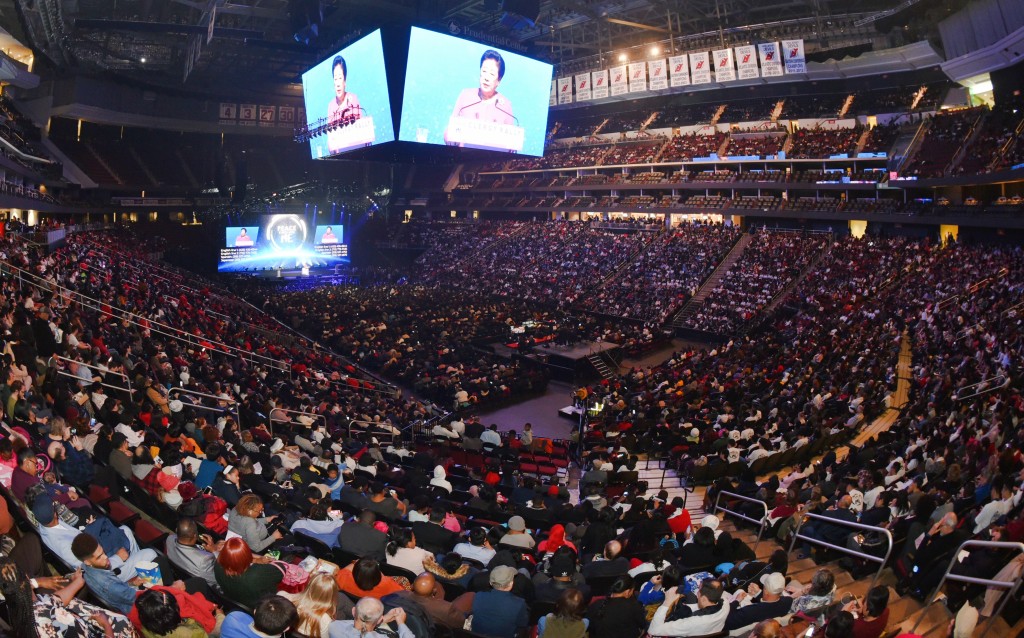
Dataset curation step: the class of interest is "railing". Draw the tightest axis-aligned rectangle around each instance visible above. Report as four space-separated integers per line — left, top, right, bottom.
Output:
954 374 1008 401
0 259 290 374
52 355 133 398
169 387 241 427
787 512 894 590
347 419 400 445
713 490 770 551
909 540 1024 637
268 407 325 435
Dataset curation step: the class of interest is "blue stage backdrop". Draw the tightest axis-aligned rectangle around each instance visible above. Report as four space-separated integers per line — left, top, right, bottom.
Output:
301 29 395 159
398 27 552 157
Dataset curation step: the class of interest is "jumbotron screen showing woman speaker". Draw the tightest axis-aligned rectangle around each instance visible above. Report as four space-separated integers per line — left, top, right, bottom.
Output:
301 29 395 159
398 27 552 156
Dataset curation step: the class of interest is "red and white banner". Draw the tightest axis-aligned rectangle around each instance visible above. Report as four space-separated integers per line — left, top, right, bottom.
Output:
277 106 295 127
628 62 647 92
239 103 257 127
550 80 557 107
591 69 609 99
735 45 759 80
713 48 736 82
647 59 668 91
782 39 806 74
668 54 690 87
575 73 592 102
557 77 573 104
219 103 237 122
690 52 712 85
610 65 628 96
258 105 276 127
758 42 783 77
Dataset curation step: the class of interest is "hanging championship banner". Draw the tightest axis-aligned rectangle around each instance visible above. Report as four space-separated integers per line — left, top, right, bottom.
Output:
783 39 806 74
591 69 609 99
575 73 592 101
647 59 668 90
758 42 783 77
668 54 690 87
628 63 647 92
557 76 573 104
690 51 712 85
735 45 759 80
610 65 628 96
550 80 557 107
713 48 736 82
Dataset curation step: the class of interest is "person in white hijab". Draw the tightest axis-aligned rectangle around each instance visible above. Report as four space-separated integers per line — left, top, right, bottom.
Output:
429 465 453 493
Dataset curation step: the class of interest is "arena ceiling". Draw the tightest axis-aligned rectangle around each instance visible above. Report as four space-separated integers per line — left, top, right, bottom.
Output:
1 0 960 92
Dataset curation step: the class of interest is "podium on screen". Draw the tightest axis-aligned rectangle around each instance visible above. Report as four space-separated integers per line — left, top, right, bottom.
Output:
446 116 525 153
323 117 376 156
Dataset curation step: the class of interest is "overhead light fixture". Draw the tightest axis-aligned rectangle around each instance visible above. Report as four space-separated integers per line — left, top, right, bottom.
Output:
140 57 146 63
618 53 627 61
650 46 660 55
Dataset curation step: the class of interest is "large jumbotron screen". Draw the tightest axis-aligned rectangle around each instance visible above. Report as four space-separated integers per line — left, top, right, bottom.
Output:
398 27 552 156
301 30 395 159
217 215 347 272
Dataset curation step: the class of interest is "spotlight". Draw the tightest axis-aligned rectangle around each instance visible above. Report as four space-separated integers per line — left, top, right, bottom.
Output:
650 46 659 56
140 57 147 63
618 53 628 62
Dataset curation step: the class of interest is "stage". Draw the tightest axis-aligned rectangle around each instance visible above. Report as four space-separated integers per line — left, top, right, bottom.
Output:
519 340 622 383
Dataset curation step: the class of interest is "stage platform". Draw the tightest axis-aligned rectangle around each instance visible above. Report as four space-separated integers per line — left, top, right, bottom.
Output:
520 340 622 383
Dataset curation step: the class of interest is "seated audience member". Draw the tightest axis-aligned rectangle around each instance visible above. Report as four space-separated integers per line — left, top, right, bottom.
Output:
725 572 793 630
499 515 536 549
791 569 836 614
211 464 243 508
166 518 222 587
33 497 157 578
221 595 298 638
12 448 90 513
585 574 646 638
394 572 467 629
582 540 629 579
412 507 458 554
0 556 136 638
334 557 404 599
337 509 388 560
535 551 590 604
647 578 730 637
72 532 175 614
214 537 283 608
453 527 497 565
470 565 529 638
281 572 342 637
291 501 345 548
134 589 207 638
328 596 416 638
228 494 285 553
537 588 589 638
385 526 433 575
847 585 890 638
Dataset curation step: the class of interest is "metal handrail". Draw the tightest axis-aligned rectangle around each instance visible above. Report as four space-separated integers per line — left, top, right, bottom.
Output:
269 407 326 435
1002 299 1024 317
713 490 769 551
910 540 1024 637
787 511 894 590
347 419 400 445
0 259 289 373
954 374 1008 401
52 355 133 398
169 386 242 427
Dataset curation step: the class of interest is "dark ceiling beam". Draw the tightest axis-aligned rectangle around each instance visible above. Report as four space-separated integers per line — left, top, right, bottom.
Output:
73 18 264 39
167 0 284 20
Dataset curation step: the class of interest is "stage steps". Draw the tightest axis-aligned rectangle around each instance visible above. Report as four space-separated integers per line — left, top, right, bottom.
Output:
587 352 616 380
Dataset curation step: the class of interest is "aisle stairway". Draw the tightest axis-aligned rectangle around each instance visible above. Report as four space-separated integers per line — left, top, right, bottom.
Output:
670 233 753 329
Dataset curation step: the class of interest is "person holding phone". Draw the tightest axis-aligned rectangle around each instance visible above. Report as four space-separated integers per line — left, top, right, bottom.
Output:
647 578 730 636
166 519 222 588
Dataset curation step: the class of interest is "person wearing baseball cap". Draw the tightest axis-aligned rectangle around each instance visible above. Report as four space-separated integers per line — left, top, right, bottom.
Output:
498 515 535 549
469 564 528 638
724 571 794 631
535 550 591 604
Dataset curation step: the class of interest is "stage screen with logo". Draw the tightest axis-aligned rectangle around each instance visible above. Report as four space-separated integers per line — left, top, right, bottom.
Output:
301 29 395 159
218 215 348 273
398 27 552 156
